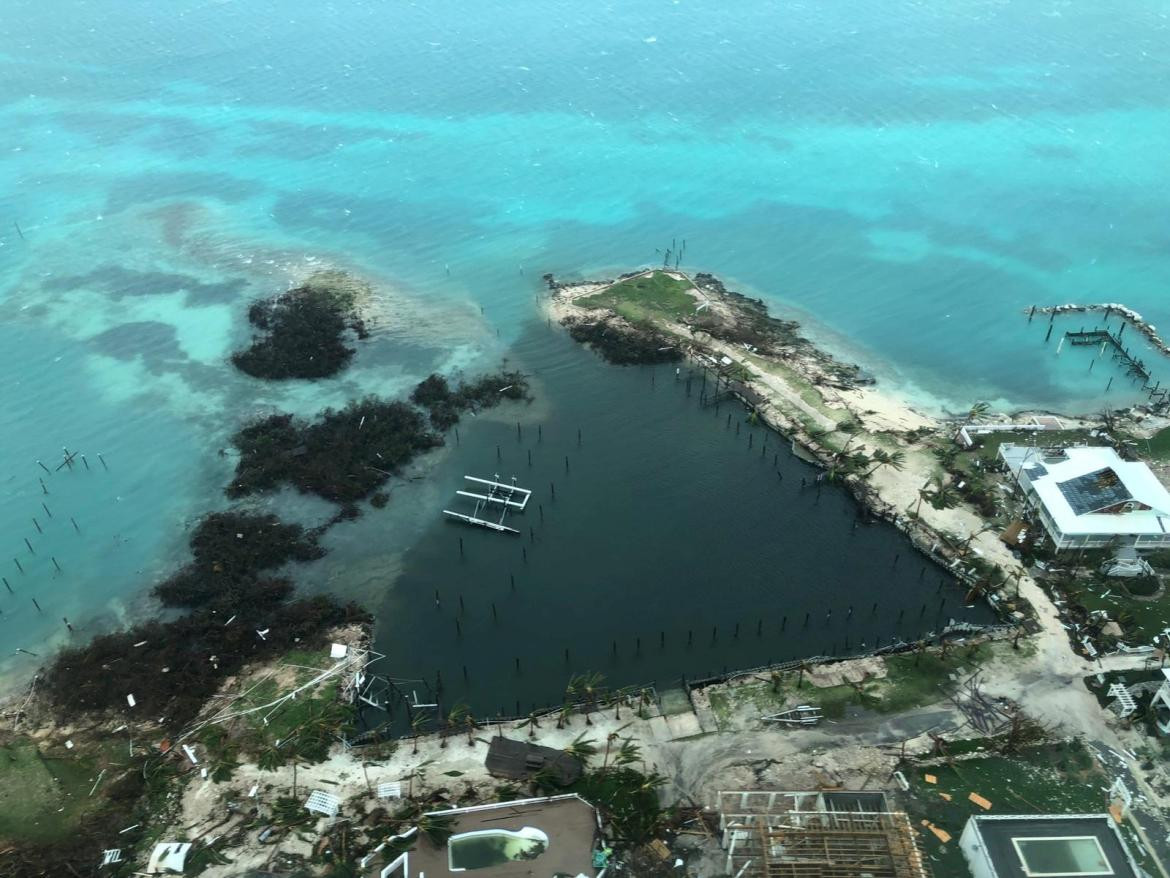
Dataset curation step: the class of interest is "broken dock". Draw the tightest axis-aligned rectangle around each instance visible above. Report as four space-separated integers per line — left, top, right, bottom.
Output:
1064 328 1152 385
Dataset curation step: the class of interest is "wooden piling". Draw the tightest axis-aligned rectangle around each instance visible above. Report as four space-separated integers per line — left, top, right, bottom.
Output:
23 538 34 555
37 460 50 475
32 518 42 534
41 503 51 519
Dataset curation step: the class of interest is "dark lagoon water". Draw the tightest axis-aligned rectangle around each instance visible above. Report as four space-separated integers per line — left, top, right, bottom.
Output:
369 324 996 717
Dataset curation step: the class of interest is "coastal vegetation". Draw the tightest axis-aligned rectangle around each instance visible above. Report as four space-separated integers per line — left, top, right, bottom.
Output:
45 581 363 730
152 511 325 608
563 315 682 365
228 399 440 504
231 271 370 380
229 372 530 504
410 369 529 430
560 269 868 385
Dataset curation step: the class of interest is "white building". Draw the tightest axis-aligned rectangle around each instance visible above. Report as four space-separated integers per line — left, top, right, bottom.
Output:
960 814 1143 878
1000 445 1170 552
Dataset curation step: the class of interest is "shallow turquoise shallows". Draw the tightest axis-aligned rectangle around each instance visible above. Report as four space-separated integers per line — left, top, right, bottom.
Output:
0 0 1166 689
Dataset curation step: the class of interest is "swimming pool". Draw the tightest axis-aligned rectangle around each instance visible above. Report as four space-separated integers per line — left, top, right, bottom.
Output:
447 826 549 871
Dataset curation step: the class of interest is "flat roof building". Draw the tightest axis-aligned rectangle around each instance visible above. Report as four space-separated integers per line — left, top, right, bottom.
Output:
363 794 602 878
999 445 1170 551
960 815 1143 878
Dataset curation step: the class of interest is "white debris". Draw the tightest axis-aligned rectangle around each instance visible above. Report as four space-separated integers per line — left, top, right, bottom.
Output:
305 790 341 817
146 842 191 874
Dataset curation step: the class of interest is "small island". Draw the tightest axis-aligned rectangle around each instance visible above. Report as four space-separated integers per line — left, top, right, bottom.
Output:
231 271 371 380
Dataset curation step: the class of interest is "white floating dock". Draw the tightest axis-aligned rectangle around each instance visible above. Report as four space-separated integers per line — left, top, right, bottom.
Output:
463 476 532 510
442 510 520 534
442 474 531 536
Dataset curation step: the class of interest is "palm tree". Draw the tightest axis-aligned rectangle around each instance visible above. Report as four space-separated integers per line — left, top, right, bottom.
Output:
410 711 428 755
441 703 471 750
464 714 478 747
257 745 286 773
915 474 958 517
601 723 632 769
518 711 541 739
563 733 598 765
574 672 605 725
418 813 456 847
613 738 642 768
636 688 654 720
795 661 811 689
556 700 573 730
959 524 995 556
828 450 871 481
927 476 959 510
864 449 906 478
955 401 990 440
404 758 433 799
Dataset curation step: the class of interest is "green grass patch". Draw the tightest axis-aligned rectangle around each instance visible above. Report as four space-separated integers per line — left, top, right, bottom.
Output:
1144 427 1170 461
960 429 1099 468
1075 577 1170 647
0 739 105 843
903 741 1107 878
199 649 352 767
706 645 991 729
575 271 698 326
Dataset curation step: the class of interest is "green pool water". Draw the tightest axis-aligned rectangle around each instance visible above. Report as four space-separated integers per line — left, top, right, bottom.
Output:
448 828 548 870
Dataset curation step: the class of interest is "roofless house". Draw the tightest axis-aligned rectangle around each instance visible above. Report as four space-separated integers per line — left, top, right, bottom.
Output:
443 474 532 535
717 790 929 878
1000 445 1170 552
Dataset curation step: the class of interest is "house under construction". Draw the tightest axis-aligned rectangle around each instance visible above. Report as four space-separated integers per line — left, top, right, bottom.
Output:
718 790 930 878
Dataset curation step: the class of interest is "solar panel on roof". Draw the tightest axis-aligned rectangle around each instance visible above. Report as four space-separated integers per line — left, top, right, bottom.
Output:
1057 467 1133 516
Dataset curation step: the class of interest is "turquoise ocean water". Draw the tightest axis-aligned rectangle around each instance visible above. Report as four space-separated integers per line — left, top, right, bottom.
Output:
1 0 1168 687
